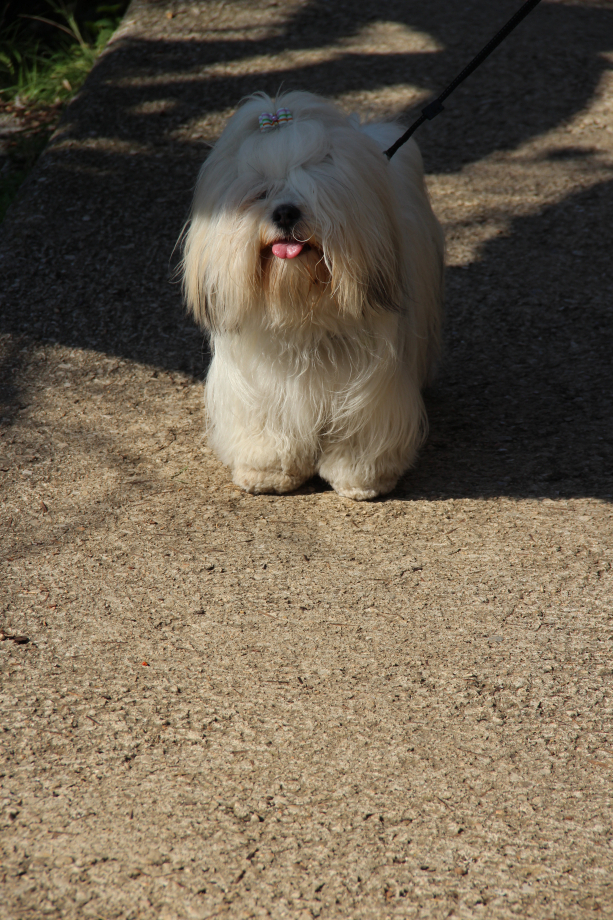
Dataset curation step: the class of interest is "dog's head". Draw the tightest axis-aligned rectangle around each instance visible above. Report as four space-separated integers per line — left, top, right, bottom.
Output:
183 91 403 332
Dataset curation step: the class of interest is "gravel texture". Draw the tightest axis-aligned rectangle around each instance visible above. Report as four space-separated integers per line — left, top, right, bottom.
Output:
1 1 612 918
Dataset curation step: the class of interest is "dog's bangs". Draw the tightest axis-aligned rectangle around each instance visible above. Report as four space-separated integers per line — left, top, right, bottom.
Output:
224 175 275 210
237 120 330 181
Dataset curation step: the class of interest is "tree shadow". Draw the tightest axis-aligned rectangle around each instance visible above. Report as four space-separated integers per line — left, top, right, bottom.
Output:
51 0 612 173
279 0 613 173
398 175 613 502
0 0 611 500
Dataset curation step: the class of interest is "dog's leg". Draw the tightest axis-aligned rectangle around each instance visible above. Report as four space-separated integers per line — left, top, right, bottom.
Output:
213 418 316 495
318 373 425 501
318 448 401 501
206 345 317 495
233 458 314 495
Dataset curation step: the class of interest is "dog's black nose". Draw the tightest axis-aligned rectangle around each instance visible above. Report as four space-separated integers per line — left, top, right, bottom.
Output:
272 203 301 231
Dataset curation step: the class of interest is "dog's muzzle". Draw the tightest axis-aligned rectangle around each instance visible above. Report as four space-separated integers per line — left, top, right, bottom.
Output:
272 203 301 233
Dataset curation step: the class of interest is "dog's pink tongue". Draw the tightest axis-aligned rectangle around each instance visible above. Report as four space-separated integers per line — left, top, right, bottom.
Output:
272 241 304 259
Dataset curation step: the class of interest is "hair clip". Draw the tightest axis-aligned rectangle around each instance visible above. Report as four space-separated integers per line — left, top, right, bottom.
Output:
259 108 293 132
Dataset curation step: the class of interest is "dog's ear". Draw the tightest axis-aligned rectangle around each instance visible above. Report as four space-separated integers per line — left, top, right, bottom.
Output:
182 240 210 330
365 265 401 314
182 211 227 332
192 293 215 331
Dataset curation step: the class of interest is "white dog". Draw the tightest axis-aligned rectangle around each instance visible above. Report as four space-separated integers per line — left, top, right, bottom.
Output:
182 91 444 500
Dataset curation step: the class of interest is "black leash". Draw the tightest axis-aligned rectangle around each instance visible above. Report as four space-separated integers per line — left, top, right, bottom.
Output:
384 0 544 160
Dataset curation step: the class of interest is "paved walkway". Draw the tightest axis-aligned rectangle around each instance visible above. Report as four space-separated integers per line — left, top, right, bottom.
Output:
1 1 612 918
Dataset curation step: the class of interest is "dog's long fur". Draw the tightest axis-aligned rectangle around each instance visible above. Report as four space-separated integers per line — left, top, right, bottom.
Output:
182 91 444 500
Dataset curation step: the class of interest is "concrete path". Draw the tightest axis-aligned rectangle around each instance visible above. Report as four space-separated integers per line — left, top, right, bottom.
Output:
1 1 612 918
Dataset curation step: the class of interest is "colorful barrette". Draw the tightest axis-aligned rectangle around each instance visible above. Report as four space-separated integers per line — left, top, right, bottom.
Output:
259 108 293 132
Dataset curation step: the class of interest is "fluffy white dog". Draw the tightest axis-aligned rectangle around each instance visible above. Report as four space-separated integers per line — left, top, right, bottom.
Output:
182 91 444 500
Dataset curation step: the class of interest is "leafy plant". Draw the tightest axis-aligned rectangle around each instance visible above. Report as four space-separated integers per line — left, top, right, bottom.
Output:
0 1 128 222
0 1 128 104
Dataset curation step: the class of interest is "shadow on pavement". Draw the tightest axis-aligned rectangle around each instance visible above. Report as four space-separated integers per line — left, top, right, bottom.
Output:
404 176 613 503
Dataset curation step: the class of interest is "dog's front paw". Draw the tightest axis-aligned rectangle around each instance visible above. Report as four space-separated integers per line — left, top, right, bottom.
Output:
334 485 381 501
233 467 307 495
324 471 399 501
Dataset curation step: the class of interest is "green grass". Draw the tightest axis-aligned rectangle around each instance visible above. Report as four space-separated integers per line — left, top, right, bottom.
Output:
0 1 128 221
1 2 126 104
